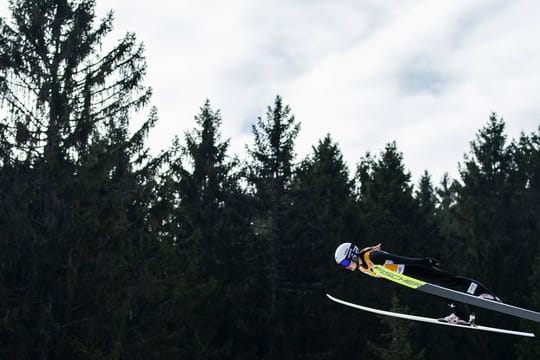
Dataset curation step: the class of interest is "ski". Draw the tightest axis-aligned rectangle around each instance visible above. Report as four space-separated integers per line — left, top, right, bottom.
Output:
326 293 535 337
372 265 540 323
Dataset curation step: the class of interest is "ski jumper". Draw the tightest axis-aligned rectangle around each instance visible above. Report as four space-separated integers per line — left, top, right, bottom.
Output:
359 249 499 319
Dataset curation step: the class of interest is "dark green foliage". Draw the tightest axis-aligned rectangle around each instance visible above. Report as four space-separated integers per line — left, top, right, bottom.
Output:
0 0 151 159
368 296 426 360
435 173 464 268
449 115 540 359
455 115 538 307
413 171 441 255
455 114 514 281
286 135 358 357
159 100 252 358
517 254 540 359
246 95 300 198
355 141 418 255
245 95 300 359
0 1 162 358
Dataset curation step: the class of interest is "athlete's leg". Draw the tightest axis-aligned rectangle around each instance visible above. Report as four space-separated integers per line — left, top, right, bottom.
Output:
404 266 501 322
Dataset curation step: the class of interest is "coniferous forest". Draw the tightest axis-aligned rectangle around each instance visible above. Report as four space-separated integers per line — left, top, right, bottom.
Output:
1 1 540 359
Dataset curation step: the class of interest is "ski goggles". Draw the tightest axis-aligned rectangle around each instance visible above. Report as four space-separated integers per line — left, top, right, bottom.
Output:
339 259 351 267
339 256 357 267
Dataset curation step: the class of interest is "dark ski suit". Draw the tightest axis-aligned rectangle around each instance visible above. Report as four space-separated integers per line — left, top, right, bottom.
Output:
359 249 500 320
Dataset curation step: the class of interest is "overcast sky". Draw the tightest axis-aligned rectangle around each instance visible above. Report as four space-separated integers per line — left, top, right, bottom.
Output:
3 1 540 183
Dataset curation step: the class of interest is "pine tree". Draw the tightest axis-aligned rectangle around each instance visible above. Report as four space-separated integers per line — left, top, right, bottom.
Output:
509 130 540 264
355 141 417 255
162 100 250 358
413 171 440 256
454 114 538 359
353 142 428 348
0 0 151 160
513 129 540 360
245 95 300 359
435 173 464 268
455 114 515 290
287 134 358 357
176 100 238 270
0 1 162 357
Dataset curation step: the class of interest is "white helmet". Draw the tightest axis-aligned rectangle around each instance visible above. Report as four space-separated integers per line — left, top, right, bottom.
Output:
335 242 359 267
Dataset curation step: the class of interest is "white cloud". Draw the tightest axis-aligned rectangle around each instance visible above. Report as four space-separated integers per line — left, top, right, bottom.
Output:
4 0 540 184
279 0 539 182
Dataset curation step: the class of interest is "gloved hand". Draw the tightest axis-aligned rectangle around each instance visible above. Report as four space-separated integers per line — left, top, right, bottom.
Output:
423 257 440 268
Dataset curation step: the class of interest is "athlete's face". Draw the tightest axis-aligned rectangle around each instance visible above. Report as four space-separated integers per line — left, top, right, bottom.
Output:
346 256 363 271
346 261 357 271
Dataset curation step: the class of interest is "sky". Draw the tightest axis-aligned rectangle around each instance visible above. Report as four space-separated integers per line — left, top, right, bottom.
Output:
3 0 540 184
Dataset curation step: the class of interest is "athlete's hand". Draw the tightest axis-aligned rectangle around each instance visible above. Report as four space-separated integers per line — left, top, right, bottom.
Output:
423 257 440 267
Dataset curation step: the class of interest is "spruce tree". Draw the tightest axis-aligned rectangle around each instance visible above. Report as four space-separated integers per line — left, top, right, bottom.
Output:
0 0 151 160
413 171 440 256
245 95 300 359
0 1 162 357
455 114 516 292
162 100 250 358
435 173 464 268
513 129 540 360
354 142 426 347
454 114 538 359
287 134 358 357
355 141 417 255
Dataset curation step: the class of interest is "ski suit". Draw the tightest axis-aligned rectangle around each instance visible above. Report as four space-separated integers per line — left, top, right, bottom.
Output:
358 249 500 319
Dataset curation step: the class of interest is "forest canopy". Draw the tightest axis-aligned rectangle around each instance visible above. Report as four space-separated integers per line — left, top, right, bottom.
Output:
1 1 540 359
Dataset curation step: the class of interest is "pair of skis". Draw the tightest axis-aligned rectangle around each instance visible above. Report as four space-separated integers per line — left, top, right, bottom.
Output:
328 265 538 337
